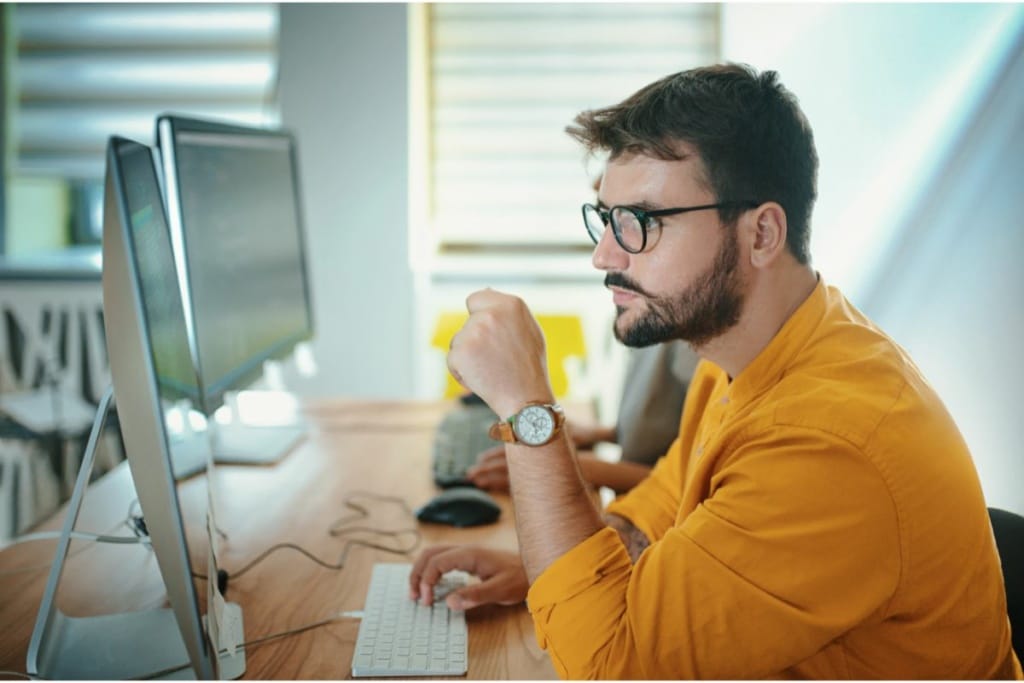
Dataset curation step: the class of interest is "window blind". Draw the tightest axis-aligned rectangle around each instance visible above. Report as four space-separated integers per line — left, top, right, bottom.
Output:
11 3 280 180
425 3 720 249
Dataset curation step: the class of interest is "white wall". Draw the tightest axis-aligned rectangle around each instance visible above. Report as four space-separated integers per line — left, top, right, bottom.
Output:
277 4 414 399
722 4 1024 514
723 4 1022 300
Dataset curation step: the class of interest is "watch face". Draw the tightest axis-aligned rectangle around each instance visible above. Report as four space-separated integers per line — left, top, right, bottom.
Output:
513 405 555 446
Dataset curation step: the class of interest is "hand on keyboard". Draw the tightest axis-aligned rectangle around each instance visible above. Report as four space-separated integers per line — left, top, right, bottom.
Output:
464 445 510 491
409 546 528 611
431 570 471 604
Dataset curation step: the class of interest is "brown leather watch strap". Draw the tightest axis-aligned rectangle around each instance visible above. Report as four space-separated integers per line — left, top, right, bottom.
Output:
488 402 564 445
488 419 515 442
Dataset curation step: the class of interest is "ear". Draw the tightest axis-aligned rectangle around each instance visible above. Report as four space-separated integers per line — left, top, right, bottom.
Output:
747 202 788 269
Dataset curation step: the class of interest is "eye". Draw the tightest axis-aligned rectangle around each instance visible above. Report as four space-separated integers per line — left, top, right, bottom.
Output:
643 214 663 231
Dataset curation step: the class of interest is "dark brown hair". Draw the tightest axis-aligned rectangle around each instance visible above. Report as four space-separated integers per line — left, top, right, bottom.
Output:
567 63 818 264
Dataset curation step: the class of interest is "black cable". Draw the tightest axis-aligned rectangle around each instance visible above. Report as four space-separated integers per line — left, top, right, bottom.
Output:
142 611 362 679
0 505 161 585
327 491 416 535
192 491 422 589
195 534 419 584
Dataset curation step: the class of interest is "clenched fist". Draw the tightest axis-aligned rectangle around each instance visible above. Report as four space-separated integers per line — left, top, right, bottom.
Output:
447 290 556 419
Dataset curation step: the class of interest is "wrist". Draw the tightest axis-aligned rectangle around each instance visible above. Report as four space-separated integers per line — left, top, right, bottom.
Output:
491 390 556 421
489 401 565 447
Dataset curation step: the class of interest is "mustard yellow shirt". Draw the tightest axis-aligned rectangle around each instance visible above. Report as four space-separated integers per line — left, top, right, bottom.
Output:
527 278 1021 679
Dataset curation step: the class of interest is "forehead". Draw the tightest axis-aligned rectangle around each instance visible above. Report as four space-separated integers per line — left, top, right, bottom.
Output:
599 148 710 206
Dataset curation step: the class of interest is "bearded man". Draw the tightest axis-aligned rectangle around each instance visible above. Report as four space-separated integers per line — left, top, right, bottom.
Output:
409 64 1021 680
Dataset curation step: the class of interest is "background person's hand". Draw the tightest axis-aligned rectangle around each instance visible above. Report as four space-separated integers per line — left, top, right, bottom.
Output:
408 545 528 611
466 445 511 491
567 420 618 450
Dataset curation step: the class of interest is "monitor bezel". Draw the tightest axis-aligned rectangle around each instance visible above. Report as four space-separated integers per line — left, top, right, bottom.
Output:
103 135 215 678
155 113 316 416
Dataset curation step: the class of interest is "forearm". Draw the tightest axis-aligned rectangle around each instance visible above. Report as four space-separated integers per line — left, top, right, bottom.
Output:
505 432 605 582
578 458 651 494
569 422 617 449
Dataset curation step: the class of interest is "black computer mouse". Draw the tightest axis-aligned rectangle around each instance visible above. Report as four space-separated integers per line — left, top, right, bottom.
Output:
416 486 501 527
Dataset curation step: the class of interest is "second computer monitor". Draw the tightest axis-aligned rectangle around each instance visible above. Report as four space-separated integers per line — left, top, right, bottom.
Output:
156 115 314 415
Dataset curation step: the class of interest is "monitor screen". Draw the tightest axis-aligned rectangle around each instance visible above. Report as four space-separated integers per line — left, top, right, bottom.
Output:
119 140 201 406
157 115 314 414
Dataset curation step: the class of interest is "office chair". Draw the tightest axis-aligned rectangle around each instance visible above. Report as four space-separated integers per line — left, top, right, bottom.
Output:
989 507 1024 660
431 311 587 399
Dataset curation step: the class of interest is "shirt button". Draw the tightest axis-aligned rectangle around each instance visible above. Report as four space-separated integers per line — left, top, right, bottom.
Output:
720 395 729 405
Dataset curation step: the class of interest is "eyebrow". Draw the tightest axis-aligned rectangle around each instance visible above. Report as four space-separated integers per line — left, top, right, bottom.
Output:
596 198 663 212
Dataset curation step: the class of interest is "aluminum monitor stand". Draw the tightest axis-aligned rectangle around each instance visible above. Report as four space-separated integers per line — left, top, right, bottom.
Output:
26 387 244 679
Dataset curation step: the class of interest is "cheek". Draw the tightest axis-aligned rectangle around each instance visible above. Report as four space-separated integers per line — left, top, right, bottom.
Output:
639 251 698 299
644 231 723 293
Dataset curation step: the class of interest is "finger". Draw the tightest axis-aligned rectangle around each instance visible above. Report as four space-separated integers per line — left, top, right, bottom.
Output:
464 288 500 314
470 459 507 477
466 461 509 490
466 470 496 491
487 472 511 492
475 445 506 466
415 547 482 606
446 572 522 611
445 354 467 391
408 546 455 600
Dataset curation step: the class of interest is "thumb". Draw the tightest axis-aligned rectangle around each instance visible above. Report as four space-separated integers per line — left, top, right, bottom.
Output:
446 584 484 611
446 574 524 611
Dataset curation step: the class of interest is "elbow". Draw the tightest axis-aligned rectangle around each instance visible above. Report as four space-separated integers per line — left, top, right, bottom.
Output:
544 613 638 679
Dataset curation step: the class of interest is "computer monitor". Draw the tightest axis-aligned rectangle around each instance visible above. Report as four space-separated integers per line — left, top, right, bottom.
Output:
28 136 242 679
156 114 314 415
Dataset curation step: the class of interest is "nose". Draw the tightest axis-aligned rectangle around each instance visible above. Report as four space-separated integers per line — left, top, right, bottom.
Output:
591 224 629 273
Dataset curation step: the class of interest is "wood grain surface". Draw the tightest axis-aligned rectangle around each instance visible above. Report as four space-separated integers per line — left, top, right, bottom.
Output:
0 399 562 679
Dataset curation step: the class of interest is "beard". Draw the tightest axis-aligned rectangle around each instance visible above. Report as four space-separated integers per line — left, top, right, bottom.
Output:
608 227 745 348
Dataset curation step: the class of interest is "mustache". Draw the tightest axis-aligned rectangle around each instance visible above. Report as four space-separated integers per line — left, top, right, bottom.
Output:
604 272 654 299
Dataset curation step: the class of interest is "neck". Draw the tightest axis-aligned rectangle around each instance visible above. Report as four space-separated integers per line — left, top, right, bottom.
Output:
695 264 818 380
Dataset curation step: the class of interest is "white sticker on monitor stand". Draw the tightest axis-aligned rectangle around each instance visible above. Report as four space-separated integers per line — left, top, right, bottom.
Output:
205 542 222 666
205 512 242 660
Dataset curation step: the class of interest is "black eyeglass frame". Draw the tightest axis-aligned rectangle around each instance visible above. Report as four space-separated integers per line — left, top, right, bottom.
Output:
582 200 761 254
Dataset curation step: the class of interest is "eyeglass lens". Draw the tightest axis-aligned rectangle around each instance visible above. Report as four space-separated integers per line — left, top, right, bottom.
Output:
583 204 645 253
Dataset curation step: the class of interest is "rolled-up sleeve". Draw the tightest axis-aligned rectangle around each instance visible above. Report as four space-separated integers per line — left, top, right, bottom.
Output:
526 527 633 678
605 436 684 541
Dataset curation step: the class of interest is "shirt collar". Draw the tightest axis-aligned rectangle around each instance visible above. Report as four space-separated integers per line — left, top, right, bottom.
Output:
727 273 829 406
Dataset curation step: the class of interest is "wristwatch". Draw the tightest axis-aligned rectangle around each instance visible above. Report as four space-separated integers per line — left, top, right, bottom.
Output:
489 402 565 447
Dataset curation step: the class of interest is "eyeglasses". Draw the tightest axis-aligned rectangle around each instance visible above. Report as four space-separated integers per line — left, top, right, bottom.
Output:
582 201 760 254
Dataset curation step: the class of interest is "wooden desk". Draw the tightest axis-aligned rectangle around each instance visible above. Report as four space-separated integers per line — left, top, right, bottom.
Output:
0 400 558 679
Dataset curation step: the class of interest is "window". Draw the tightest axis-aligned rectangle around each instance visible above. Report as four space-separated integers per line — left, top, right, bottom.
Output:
4 3 279 250
413 3 720 256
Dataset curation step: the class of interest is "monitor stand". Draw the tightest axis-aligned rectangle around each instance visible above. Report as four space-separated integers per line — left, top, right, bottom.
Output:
209 390 307 466
27 387 245 680
164 394 305 478
164 401 212 481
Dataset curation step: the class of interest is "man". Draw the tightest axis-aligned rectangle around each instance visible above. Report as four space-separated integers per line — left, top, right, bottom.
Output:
409 64 1021 678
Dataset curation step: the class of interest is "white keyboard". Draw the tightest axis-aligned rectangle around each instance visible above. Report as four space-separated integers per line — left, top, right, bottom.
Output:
432 406 499 487
351 563 468 678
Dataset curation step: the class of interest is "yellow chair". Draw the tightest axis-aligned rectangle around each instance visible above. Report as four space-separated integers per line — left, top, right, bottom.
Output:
430 312 587 399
